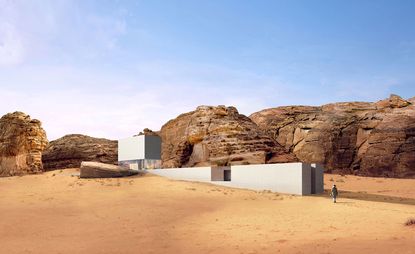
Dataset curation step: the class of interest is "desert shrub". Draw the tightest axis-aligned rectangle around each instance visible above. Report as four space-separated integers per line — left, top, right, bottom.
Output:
404 218 415 226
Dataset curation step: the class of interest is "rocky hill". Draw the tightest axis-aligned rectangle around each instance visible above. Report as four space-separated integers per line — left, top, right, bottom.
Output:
1 94 414 178
250 95 415 177
42 134 117 170
0 112 48 176
160 105 296 168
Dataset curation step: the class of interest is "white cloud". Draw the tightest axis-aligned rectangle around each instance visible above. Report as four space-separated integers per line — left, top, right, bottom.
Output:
0 0 128 65
0 22 24 65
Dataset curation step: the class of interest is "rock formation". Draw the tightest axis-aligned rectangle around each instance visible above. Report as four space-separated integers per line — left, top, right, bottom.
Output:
0 112 48 176
42 134 117 170
136 128 159 136
80 161 138 178
250 95 415 178
159 105 295 168
3 95 412 178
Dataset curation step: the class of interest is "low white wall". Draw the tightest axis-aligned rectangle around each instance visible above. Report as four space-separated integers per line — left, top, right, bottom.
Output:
150 167 211 182
229 163 309 195
150 163 323 195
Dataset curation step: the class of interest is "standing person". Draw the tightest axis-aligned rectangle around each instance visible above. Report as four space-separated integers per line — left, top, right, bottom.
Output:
331 184 338 203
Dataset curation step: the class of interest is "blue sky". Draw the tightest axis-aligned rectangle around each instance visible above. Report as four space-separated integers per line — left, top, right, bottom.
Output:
1 0 414 140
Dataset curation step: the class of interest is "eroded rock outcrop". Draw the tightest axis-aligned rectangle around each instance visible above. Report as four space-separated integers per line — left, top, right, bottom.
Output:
160 105 295 168
136 128 159 136
42 134 117 170
250 95 415 177
0 112 48 176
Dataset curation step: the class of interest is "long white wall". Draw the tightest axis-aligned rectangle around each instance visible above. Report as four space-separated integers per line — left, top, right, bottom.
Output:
150 163 324 195
228 163 310 195
151 167 211 182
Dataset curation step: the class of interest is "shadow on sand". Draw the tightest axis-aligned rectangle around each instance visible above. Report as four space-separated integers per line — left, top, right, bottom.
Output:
314 190 415 206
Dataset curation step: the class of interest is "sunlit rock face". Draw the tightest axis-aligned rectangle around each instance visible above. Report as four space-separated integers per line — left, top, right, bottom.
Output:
159 105 295 168
0 112 48 177
42 134 118 170
250 95 415 178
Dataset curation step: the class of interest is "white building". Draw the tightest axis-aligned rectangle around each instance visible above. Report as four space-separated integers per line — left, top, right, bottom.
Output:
118 135 162 170
118 135 324 195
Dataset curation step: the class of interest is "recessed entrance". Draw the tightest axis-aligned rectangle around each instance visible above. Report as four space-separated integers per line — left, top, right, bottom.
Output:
224 169 231 181
211 166 231 181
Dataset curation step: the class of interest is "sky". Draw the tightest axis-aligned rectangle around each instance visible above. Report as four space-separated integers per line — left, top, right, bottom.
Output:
1 0 415 140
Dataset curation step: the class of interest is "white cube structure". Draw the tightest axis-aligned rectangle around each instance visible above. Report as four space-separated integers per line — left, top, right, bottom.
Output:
118 135 161 170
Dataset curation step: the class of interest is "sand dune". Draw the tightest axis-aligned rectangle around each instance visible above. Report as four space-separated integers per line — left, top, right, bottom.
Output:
0 169 414 254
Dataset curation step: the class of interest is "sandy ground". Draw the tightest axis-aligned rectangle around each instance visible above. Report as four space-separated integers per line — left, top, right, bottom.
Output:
0 169 414 254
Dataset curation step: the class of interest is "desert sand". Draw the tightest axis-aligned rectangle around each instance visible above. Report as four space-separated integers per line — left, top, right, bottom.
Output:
0 169 414 254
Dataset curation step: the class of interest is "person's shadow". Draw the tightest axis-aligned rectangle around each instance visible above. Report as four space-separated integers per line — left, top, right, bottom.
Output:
334 201 354 204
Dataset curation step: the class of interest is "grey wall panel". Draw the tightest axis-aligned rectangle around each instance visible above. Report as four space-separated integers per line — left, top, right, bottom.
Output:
301 163 312 195
311 163 324 194
144 136 162 160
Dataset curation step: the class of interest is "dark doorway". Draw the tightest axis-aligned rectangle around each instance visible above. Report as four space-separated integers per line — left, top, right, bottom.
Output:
211 166 231 181
311 166 316 194
224 170 231 181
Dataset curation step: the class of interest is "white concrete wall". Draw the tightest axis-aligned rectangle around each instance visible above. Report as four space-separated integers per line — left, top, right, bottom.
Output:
149 163 323 195
151 167 211 182
118 136 145 161
228 163 309 195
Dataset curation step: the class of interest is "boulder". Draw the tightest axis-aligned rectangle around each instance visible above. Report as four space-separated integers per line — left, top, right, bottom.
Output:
42 134 117 170
0 112 48 176
375 94 411 109
80 161 138 178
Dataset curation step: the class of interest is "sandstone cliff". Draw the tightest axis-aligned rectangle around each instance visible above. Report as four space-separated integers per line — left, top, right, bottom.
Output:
3 96 413 178
160 105 296 168
0 112 48 176
249 95 415 177
42 134 117 170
